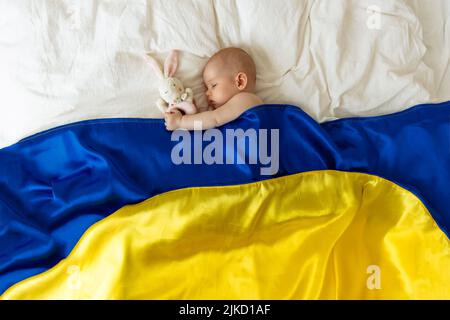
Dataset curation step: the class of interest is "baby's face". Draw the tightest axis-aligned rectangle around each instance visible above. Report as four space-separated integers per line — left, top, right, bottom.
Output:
203 61 240 109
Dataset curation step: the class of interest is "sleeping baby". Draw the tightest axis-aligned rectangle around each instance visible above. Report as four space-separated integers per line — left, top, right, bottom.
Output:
164 47 263 131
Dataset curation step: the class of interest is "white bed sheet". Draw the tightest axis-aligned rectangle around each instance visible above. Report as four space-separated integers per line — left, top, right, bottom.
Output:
0 0 449 148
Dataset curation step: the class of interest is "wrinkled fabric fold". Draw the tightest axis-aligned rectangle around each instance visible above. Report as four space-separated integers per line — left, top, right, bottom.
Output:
1 101 450 294
3 171 450 300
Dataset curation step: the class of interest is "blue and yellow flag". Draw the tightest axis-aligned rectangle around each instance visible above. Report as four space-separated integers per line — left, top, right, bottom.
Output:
1 101 450 299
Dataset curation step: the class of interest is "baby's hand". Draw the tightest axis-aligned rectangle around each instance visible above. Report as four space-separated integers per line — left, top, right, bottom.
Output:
164 109 182 131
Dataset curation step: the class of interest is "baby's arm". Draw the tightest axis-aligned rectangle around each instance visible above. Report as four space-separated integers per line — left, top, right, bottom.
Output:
165 92 262 131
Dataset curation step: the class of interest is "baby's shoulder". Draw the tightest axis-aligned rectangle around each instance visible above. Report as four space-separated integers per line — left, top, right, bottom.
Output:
231 92 263 108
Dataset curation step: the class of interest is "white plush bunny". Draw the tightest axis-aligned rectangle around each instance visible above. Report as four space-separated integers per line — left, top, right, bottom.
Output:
145 50 197 115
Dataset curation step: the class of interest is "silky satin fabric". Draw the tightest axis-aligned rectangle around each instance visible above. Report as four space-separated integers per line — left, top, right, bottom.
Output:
1 102 450 294
2 171 450 300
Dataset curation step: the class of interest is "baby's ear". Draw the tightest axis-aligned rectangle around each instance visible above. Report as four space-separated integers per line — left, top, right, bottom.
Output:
164 50 179 78
235 72 248 91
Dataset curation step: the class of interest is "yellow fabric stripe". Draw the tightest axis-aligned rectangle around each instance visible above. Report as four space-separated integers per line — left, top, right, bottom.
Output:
2 170 450 299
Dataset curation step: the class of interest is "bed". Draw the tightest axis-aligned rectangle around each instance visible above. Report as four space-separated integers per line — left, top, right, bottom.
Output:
0 0 449 148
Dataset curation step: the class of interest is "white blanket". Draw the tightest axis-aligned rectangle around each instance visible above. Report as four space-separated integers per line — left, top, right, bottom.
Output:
0 0 449 148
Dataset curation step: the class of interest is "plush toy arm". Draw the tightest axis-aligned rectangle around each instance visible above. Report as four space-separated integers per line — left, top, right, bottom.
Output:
157 98 168 114
168 101 197 115
182 88 194 103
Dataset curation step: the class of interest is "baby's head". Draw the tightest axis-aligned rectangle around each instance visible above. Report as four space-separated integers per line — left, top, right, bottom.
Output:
203 47 257 109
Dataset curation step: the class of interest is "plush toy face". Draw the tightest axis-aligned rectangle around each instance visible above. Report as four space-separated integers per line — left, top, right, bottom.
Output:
159 77 185 104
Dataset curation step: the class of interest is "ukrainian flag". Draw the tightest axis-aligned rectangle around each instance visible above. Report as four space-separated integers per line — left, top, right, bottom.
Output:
1 102 450 299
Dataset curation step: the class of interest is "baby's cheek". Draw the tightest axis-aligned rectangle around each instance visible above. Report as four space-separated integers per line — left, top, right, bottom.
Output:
219 88 232 100
219 92 229 104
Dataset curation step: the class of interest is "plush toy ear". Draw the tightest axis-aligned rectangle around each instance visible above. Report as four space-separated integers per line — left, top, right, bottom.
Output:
164 50 179 78
144 54 164 80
